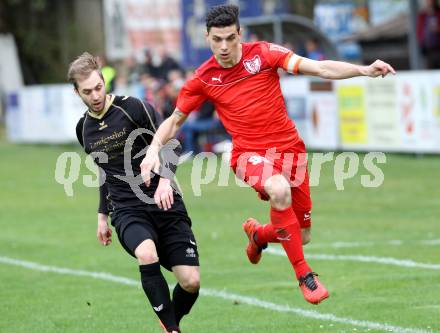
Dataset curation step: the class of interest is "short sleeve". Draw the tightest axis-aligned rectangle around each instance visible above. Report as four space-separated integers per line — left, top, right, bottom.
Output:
76 116 85 147
262 42 302 75
176 74 206 115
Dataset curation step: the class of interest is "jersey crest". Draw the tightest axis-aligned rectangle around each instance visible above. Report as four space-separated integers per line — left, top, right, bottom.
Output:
243 55 261 74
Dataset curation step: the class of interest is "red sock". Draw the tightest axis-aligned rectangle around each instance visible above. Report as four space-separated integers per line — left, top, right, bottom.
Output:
255 224 279 244
270 206 311 279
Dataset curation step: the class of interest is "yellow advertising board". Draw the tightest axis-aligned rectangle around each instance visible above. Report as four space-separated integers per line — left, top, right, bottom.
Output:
338 85 367 145
434 86 440 118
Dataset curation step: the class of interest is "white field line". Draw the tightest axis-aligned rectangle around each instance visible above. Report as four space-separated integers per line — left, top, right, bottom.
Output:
421 239 440 245
0 255 432 333
306 239 440 249
266 247 440 270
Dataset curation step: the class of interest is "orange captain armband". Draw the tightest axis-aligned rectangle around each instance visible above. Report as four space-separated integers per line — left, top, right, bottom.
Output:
284 54 303 75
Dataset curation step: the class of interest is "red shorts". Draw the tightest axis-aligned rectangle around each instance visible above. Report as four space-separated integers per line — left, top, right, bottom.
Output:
231 144 312 229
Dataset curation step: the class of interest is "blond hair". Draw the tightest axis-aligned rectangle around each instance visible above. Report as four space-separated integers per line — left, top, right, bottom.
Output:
67 52 103 89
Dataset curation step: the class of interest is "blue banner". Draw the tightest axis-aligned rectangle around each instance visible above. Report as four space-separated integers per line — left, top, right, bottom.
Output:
181 0 288 67
314 2 362 60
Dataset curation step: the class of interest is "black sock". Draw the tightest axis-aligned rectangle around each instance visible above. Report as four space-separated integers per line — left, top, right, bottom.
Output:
139 263 179 332
172 283 199 325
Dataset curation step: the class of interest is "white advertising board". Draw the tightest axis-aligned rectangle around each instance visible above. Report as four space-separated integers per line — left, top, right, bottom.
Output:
6 71 440 153
6 85 85 144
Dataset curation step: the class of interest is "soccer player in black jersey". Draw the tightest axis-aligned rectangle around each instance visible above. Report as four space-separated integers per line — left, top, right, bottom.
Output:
68 52 199 333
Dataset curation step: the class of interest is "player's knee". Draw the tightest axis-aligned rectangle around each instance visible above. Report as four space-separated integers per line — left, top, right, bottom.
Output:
136 251 159 265
135 239 158 265
302 229 312 245
180 270 200 293
265 175 291 209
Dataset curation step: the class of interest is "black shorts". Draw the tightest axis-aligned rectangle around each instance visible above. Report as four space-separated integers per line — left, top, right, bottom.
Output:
110 196 199 271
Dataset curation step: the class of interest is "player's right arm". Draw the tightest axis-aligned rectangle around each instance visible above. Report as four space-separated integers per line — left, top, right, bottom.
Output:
140 108 187 186
76 116 112 246
97 176 112 246
141 73 206 186
97 212 112 246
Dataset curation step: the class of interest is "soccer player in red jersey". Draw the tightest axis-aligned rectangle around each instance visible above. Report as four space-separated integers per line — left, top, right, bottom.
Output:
140 5 395 305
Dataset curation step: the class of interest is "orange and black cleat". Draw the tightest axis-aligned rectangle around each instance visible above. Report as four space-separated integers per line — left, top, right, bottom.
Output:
299 272 329 305
242 218 267 264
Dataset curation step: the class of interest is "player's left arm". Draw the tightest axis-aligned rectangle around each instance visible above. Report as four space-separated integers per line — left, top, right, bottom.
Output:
266 42 395 79
297 56 396 80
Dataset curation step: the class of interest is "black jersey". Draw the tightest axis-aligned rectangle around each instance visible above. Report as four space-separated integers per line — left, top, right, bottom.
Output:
76 95 178 214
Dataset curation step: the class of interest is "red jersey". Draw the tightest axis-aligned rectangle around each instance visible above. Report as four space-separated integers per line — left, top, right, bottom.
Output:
176 41 304 165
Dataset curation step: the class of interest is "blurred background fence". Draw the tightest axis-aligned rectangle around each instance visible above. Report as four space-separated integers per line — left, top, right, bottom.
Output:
1 0 439 153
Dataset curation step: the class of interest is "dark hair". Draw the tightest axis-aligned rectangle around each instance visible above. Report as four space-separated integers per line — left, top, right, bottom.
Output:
205 4 240 32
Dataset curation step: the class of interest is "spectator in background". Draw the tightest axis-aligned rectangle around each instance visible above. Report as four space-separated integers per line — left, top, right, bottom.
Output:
113 74 130 97
124 55 141 85
142 49 161 79
305 38 325 61
179 101 223 154
98 55 116 92
156 47 184 81
248 32 260 42
112 48 188 125
167 69 185 90
139 72 160 107
417 0 440 68
184 68 196 81
159 70 184 120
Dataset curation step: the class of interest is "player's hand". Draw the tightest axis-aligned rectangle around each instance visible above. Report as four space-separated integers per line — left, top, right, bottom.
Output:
365 60 396 78
97 214 112 246
140 148 161 187
154 178 174 211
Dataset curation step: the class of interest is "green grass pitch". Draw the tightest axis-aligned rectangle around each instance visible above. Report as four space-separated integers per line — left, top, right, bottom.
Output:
0 141 439 333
